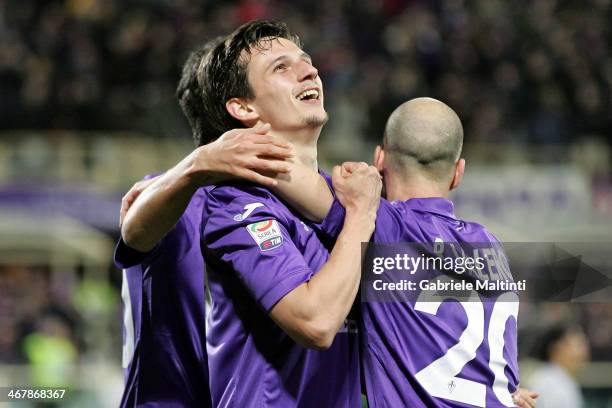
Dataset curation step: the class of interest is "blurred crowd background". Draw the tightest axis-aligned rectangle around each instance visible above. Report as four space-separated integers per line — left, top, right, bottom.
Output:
1 0 611 146
0 0 611 406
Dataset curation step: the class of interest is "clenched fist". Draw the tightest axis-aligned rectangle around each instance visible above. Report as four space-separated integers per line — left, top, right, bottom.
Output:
332 161 382 222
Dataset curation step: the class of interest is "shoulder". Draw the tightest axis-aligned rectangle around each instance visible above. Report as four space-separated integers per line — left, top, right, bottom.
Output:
205 183 279 209
203 183 293 234
459 218 502 243
378 198 413 222
181 186 209 223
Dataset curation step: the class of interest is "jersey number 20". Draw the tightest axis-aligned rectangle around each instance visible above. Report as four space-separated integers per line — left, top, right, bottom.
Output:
414 283 519 407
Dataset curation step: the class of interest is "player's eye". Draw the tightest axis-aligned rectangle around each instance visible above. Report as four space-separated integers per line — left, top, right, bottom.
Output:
274 63 287 72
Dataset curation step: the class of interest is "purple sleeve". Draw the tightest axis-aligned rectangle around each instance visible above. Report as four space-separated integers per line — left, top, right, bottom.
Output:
315 197 404 243
308 170 346 240
203 191 313 312
113 172 163 269
314 197 346 240
114 238 160 269
372 198 403 242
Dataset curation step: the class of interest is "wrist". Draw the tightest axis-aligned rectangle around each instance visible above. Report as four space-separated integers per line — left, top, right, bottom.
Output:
343 210 376 235
345 206 377 223
183 146 221 186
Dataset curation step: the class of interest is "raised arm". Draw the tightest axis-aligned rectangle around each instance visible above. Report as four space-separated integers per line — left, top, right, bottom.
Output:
270 164 382 348
121 124 293 252
272 160 387 225
271 162 333 222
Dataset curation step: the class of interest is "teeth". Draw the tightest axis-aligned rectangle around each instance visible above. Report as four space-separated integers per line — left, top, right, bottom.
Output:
297 89 319 100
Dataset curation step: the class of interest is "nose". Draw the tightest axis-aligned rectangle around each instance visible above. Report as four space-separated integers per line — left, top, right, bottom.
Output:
297 60 318 82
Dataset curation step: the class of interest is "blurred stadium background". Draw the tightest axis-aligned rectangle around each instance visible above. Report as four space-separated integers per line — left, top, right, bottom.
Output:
0 0 611 406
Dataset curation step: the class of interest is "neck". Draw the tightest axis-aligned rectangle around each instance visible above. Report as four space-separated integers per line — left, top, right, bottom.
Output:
383 170 449 201
269 125 321 171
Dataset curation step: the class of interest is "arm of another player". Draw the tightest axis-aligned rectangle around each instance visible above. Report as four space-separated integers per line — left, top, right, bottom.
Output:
274 161 404 245
121 123 293 252
271 160 384 224
271 161 334 221
269 164 382 349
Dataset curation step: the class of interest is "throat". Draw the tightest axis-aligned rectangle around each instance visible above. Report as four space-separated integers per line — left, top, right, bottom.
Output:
295 146 318 171
271 128 319 171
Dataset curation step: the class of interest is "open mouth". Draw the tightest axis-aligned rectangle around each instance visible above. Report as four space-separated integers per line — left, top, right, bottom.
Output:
296 89 320 102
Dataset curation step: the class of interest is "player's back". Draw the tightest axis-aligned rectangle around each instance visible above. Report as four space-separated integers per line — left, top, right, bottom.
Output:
116 186 211 407
201 183 361 408
362 197 519 408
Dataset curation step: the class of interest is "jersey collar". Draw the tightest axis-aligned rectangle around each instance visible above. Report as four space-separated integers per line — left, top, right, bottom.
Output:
402 197 456 218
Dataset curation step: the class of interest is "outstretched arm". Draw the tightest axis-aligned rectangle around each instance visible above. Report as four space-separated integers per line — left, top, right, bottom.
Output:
121 124 293 252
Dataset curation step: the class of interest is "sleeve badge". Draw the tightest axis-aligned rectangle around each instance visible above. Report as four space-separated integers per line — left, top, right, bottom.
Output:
246 219 284 251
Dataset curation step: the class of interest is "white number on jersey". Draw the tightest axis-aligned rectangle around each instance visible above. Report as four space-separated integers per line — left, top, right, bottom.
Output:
414 276 519 407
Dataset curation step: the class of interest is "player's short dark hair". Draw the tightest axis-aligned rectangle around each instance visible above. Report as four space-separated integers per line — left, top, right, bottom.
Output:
192 20 300 146
176 37 223 146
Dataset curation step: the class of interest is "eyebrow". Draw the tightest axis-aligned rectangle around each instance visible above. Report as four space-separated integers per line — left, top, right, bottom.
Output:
266 52 313 71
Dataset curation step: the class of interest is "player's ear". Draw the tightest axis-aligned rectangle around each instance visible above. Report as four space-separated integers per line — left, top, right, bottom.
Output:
373 145 385 173
226 98 259 125
450 158 465 191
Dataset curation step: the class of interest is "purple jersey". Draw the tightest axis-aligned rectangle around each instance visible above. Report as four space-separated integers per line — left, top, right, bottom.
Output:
201 183 361 407
319 197 519 408
115 186 211 407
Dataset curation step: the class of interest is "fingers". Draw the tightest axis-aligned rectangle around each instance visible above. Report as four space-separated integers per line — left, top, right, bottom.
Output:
230 123 272 138
522 394 537 408
248 158 291 174
512 395 536 408
219 123 271 142
512 395 525 407
512 390 538 408
220 126 293 156
238 169 279 187
252 122 271 134
337 162 381 181
252 143 294 159
119 189 139 227
527 391 539 399
118 177 158 227
342 161 369 175
253 137 293 152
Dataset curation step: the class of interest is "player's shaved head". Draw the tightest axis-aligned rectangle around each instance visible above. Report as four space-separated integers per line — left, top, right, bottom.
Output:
383 97 463 183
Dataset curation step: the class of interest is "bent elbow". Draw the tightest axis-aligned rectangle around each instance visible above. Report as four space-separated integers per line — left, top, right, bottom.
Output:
121 222 153 253
309 334 335 350
297 321 336 350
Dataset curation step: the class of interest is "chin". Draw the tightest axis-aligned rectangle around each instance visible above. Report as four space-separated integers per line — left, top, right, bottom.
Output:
302 112 328 127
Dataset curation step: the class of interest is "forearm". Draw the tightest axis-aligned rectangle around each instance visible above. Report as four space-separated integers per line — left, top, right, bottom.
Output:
272 211 374 348
306 212 373 330
121 126 294 252
121 149 217 252
272 162 333 222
